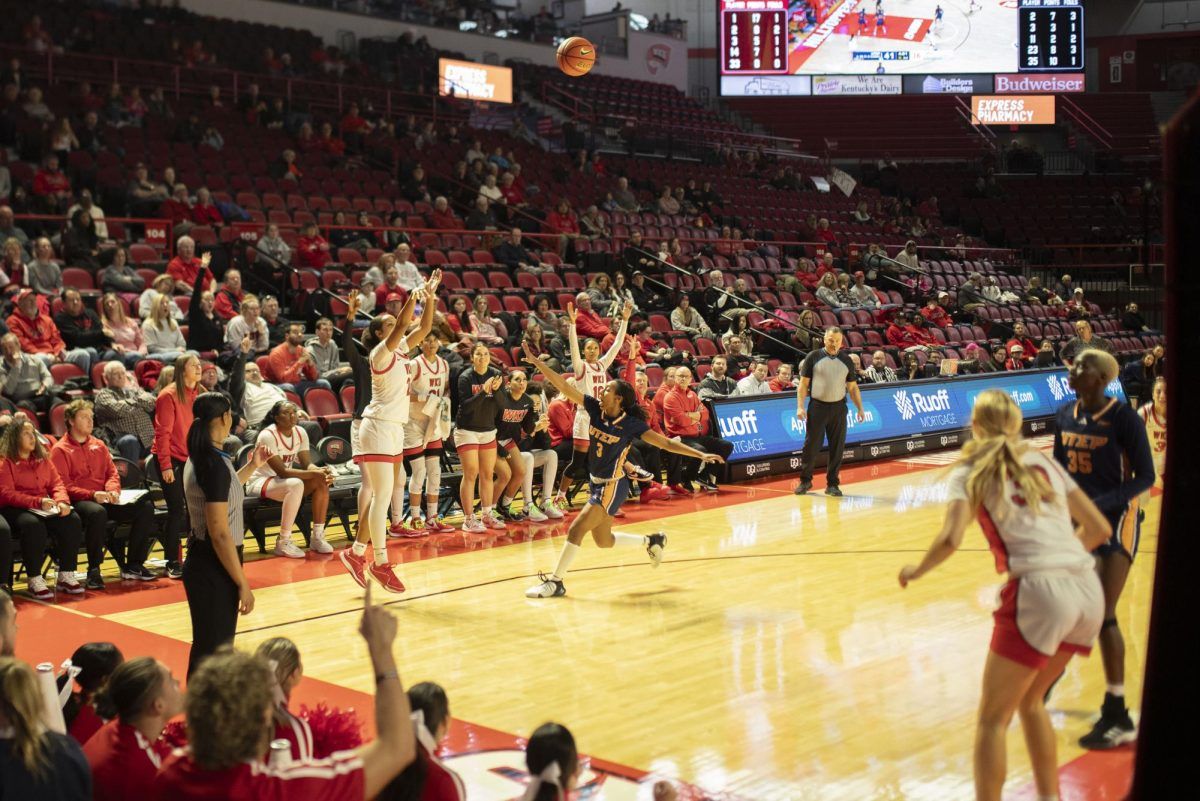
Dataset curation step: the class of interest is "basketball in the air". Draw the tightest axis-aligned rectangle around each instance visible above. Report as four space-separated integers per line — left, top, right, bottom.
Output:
557 36 596 77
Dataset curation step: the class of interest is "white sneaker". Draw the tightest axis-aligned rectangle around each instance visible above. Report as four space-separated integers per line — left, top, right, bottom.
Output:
526 503 548 522
525 573 566 598
274 538 306 559
462 515 486 533
542 501 564 519
27 575 53 600
309 534 334 554
481 512 507 530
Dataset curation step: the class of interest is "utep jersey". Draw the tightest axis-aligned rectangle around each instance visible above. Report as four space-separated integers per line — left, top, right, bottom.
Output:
582 394 649 481
1053 399 1151 516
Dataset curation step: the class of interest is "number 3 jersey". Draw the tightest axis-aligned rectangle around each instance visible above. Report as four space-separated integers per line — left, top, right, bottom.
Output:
581 394 649 482
1053 398 1155 518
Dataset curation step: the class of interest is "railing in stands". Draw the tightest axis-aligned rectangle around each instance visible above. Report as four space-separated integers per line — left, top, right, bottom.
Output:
954 96 998 153
0 44 455 123
12 214 176 257
541 82 595 126
1058 96 1115 151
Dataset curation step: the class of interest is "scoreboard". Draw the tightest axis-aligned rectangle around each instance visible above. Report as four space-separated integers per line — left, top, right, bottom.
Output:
1018 1 1084 72
720 0 789 74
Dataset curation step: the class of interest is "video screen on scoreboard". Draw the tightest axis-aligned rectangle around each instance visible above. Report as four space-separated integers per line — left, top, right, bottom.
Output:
719 0 1083 96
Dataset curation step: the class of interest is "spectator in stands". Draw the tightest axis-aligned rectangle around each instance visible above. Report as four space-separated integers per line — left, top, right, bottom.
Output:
60 211 103 274
25 237 63 297
622 231 657 276
986 345 1008 372
612 176 640 212
308 317 351 390
670 295 711 338
1065 287 1090 319
354 279 378 317
94 361 155 462
656 186 681 216
815 272 844 309
628 270 664 312
1025 275 1051 304
571 292 610 341
255 222 291 266
1120 351 1157 403
477 173 502 207
428 196 462 230
1034 340 1057 368
67 190 110 241
493 227 553 275
905 313 937 349
186 279 224 355
864 350 898 383
847 271 878 308
126 164 169 217
545 199 582 258
900 352 924 381
770 363 797 393
317 120 346 156
921 294 952 328
466 195 497 231
166 237 212 296
721 310 751 352
0 208 29 259
160 184 195 235
269 148 301 182
586 274 620 317
8 289 91 371
32 154 71 213
211 269 244 321
330 211 374 253
1060 319 1114 364
722 335 752 378
697 355 737 401
191 187 222 227
981 274 1003 304
0 333 54 410
56 288 116 365
1121 302 1150 332
0 414 86 598
51 400 159 588
468 295 507 346
1006 322 1037 364
1003 344 1027 371
388 244 420 291
957 272 988 312
893 240 920 273
663 366 732 492
267 322 332 395
98 248 143 297
1054 273 1074 299
0 237 23 293
735 360 772 396
138 274 178 320
579 205 608 240
297 222 332 269
143 294 191 362
260 295 289 347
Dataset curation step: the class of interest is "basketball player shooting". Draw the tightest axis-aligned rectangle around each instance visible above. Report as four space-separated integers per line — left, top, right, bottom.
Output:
521 342 724 598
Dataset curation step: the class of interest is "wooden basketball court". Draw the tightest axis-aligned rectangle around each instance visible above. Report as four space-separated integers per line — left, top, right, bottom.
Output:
14 445 1151 800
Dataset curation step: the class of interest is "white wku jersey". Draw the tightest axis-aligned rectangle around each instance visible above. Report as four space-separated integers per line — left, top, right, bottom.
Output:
575 360 609 400
411 353 449 400
1138 403 1166 478
362 340 414 423
945 448 1094 577
251 424 310 481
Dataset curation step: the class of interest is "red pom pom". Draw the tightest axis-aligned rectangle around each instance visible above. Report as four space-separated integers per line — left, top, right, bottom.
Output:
161 719 190 749
300 703 364 758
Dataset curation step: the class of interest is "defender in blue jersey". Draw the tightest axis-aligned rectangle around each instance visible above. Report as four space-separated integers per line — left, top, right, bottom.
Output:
521 344 725 599
1053 350 1154 750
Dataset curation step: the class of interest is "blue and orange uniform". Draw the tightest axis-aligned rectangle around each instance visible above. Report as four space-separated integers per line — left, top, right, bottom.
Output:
1053 397 1154 559
581 394 649 515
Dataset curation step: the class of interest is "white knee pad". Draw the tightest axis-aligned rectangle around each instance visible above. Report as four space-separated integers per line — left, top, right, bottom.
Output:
425 454 442 497
409 455 427 496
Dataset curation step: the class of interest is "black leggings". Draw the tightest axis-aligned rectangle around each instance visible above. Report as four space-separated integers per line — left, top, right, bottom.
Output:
160 458 187 564
679 436 734 484
183 537 244 678
73 498 158 571
0 508 84 583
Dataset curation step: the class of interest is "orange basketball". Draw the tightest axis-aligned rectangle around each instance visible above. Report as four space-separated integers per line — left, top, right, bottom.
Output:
556 36 596 77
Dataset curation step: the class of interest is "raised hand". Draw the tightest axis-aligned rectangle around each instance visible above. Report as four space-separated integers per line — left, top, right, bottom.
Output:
200 252 212 268
626 336 639 360
621 299 633 320
346 291 361 317
566 302 577 325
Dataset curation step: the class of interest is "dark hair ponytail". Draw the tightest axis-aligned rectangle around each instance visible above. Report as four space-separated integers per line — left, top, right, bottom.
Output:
57 642 124 727
258 399 289 432
526 722 577 801
378 682 451 801
186 391 233 480
93 656 164 722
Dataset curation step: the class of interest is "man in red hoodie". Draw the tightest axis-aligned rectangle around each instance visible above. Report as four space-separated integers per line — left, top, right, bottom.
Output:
166 236 213 295
5 288 92 371
572 293 610 340
661 366 732 493
266 323 333 395
50 401 159 589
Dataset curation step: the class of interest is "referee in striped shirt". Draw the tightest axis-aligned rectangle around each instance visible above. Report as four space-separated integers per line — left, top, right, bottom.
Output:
794 327 865 497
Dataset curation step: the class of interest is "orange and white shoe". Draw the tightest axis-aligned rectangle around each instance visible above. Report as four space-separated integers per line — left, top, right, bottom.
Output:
369 563 407 594
339 548 368 588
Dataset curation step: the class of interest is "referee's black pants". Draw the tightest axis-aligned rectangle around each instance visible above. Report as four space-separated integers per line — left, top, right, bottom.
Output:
800 398 848 487
183 537 244 679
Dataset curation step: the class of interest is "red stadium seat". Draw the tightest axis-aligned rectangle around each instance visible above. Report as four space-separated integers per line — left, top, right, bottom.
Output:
304 388 352 429
339 384 356 414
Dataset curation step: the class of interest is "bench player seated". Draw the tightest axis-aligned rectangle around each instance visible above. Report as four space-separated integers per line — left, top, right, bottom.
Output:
247 400 336 558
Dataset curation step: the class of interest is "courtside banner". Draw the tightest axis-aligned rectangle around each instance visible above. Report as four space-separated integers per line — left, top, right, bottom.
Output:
971 94 1056 125
812 74 902 95
438 58 513 103
710 367 1125 464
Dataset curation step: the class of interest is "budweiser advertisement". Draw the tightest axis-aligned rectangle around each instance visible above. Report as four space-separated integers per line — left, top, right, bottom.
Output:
994 73 1085 93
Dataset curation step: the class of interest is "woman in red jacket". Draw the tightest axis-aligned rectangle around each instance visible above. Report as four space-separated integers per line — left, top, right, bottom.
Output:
153 353 203 579
0 415 85 600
